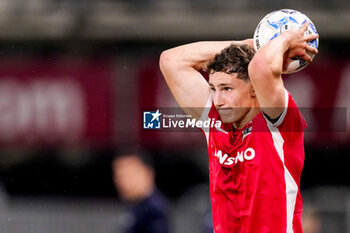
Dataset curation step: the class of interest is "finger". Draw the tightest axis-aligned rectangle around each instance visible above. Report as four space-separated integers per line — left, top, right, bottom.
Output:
300 21 310 33
305 34 319 42
202 62 209 72
306 44 318 54
302 53 312 63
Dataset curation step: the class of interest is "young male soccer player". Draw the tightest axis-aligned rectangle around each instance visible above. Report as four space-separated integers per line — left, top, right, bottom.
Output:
159 23 318 233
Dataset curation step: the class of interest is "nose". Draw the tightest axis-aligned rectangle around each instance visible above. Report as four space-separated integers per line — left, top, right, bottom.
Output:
213 91 224 108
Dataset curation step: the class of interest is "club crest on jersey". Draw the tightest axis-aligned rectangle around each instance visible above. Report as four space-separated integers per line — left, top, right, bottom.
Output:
242 126 252 141
214 148 255 166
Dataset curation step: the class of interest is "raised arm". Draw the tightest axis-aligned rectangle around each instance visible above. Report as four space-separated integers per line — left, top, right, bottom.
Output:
248 22 319 119
159 40 252 119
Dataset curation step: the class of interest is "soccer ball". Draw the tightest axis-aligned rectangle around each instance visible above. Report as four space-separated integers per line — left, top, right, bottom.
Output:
253 9 319 74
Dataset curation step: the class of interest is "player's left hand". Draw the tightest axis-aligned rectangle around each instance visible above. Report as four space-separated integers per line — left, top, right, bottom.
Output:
283 22 319 63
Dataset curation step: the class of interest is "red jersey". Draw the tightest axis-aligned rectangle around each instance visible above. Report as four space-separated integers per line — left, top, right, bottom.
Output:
200 90 306 233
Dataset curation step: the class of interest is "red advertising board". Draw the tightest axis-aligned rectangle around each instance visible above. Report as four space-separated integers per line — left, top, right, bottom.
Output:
0 58 114 146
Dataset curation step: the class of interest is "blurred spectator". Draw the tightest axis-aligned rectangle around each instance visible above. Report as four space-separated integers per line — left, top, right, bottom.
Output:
302 206 322 233
112 151 169 233
203 211 213 233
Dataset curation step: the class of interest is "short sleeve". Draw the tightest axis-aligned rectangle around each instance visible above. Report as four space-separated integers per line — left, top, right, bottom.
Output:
199 95 213 143
263 89 307 141
199 95 213 122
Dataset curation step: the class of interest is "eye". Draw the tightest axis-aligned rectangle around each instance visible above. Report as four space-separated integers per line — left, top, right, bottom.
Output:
210 87 216 92
224 87 232 91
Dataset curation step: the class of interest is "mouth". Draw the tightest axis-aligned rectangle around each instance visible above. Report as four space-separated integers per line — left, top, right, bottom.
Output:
218 108 232 115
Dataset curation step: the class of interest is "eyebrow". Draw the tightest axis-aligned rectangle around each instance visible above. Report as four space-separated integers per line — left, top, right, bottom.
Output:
209 83 231 87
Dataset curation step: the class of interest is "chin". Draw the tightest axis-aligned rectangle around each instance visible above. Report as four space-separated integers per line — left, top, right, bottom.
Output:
219 115 235 124
220 111 245 124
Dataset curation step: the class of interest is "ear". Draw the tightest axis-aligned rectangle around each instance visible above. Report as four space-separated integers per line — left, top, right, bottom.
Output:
249 83 256 97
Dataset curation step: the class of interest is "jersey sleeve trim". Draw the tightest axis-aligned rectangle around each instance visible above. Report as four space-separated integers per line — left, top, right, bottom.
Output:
199 95 212 122
199 95 212 144
263 89 289 128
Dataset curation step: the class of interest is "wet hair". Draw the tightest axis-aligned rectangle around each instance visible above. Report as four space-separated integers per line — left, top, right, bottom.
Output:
207 43 255 82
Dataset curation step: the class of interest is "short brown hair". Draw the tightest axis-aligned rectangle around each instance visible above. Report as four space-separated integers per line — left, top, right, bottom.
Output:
207 43 255 82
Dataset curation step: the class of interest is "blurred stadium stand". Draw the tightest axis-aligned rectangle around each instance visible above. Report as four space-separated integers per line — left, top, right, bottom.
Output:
0 0 349 233
0 0 349 40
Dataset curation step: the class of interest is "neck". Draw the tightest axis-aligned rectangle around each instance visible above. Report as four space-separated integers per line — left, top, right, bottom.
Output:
232 101 260 129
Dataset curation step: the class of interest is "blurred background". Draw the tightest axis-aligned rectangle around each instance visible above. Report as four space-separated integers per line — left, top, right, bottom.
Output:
0 0 349 232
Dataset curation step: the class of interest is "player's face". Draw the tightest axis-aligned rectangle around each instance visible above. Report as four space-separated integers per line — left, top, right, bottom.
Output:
209 72 254 124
